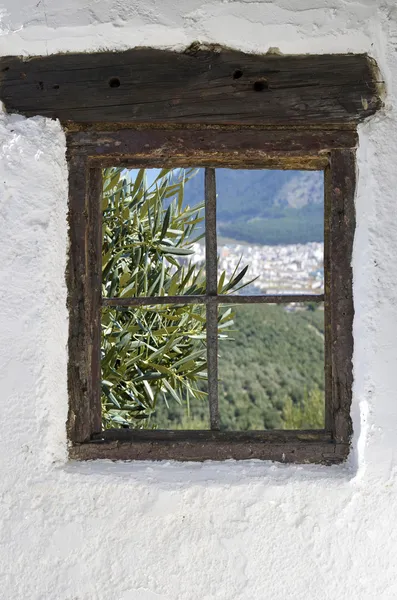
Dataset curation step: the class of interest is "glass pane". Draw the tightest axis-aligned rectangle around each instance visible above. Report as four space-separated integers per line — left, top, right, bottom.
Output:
102 168 205 298
101 304 209 430
150 379 209 430
216 169 324 295
218 302 325 430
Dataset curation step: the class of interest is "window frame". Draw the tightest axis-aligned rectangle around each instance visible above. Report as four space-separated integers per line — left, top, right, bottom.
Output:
66 126 356 464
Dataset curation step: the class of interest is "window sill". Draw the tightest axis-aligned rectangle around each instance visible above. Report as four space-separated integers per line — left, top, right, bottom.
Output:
69 429 349 464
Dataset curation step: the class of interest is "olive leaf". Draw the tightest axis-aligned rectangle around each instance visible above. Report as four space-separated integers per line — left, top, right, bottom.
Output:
101 167 250 429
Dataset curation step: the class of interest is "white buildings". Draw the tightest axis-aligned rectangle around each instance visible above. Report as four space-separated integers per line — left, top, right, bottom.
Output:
191 241 324 294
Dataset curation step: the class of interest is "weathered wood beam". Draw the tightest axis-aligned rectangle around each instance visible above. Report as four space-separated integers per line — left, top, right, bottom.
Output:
0 46 382 125
70 429 349 464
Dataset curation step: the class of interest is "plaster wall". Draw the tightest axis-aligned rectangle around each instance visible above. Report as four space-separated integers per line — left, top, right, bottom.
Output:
1 1 397 599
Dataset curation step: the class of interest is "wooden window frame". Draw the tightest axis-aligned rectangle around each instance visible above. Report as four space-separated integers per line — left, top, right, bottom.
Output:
65 127 356 464
0 47 382 463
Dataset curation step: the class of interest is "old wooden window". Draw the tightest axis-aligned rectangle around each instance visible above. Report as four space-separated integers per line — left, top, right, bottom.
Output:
0 47 382 463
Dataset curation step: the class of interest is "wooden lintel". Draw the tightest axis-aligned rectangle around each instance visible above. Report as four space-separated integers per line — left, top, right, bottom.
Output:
0 48 382 125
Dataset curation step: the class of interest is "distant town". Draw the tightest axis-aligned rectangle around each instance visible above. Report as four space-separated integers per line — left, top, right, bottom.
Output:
191 241 324 295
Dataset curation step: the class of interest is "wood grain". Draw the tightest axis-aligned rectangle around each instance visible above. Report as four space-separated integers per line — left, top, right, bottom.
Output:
66 127 358 166
69 429 349 464
67 158 102 443
0 49 382 125
326 149 355 444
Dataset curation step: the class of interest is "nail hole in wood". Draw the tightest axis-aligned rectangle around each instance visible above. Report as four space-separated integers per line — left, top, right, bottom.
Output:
233 69 243 79
253 79 269 91
109 77 121 88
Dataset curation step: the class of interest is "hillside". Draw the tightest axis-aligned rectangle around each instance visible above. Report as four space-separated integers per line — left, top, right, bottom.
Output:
151 304 325 431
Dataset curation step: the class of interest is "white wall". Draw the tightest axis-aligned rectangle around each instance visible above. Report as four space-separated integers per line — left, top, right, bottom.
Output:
1 1 397 598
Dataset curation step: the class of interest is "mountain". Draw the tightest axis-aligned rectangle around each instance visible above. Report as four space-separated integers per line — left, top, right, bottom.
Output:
181 168 324 245
274 170 323 209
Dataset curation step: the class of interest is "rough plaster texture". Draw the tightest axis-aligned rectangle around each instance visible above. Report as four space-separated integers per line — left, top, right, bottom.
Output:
1 0 397 599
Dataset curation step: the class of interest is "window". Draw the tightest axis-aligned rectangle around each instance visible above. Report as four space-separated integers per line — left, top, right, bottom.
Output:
0 47 381 463
65 128 357 464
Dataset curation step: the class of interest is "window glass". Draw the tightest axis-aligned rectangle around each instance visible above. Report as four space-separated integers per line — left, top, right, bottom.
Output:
101 167 325 432
216 169 324 295
218 303 325 430
102 304 209 430
102 168 205 298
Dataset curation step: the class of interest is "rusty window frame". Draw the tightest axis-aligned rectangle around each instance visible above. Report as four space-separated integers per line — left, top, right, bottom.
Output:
66 126 356 464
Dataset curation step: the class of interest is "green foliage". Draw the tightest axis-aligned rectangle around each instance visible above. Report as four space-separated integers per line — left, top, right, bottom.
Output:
282 387 325 430
101 167 325 431
101 167 247 429
102 167 206 300
218 304 325 430
152 304 325 430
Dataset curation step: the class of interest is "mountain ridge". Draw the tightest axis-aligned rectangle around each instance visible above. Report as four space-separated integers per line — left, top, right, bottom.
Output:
181 168 324 246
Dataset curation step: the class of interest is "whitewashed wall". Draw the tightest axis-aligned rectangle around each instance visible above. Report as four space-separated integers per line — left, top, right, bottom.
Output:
1 1 397 598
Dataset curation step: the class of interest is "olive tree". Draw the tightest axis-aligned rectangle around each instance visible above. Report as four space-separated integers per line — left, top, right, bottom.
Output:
101 168 252 428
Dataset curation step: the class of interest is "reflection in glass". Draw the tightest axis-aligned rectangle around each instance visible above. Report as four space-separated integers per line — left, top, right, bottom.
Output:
218 303 325 430
102 167 205 298
101 304 208 430
216 169 324 295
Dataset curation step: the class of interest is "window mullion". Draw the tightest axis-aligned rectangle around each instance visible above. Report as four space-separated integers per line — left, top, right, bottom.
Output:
205 168 220 430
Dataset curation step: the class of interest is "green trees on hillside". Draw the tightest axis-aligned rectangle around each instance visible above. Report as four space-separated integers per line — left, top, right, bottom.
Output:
219 203 324 246
218 304 324 430
152 304 325 430
282 388 324 429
